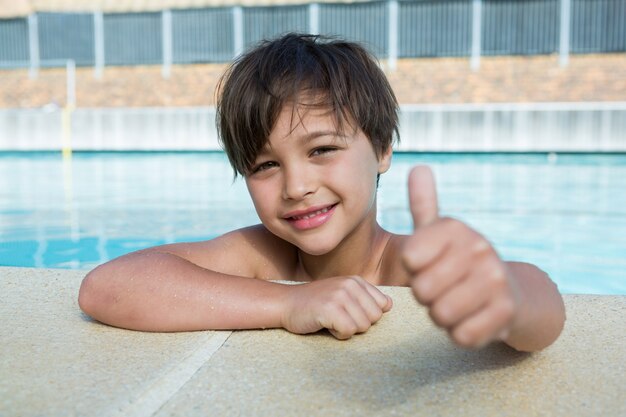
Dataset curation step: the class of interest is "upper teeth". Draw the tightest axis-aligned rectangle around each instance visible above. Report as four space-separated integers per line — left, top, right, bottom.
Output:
293 206 330 220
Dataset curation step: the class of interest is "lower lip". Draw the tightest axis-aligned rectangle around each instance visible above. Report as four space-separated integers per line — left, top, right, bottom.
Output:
286 204 337 230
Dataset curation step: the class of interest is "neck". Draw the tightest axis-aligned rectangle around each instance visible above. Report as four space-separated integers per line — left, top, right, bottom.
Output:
297 215 391 284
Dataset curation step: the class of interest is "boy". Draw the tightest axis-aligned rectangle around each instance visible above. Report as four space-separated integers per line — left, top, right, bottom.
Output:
79 34 565 352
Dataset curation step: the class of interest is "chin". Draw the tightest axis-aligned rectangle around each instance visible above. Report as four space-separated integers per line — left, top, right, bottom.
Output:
293 238 339 257
269 225 341 256
298 247 333 256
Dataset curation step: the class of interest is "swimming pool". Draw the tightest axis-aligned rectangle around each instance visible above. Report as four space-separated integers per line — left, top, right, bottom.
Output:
1 151 624 295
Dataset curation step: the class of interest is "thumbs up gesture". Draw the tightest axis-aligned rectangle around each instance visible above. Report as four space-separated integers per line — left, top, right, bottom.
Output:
402 166 522 348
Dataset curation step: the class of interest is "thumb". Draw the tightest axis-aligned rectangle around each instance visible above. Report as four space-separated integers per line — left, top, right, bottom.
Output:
408 165 439 229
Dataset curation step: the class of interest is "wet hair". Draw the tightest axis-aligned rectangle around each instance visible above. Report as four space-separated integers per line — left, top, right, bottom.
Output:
216 33 399 177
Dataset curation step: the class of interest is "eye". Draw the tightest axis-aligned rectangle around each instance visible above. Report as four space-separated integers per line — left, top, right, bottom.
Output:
250 161 278 174
311 147 337 157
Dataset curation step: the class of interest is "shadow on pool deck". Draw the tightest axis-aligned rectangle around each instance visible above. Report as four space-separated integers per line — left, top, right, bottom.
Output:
1 266 624 417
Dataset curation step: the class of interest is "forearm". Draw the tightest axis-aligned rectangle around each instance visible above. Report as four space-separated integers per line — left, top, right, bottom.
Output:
78 251 289 332
503 262 566 352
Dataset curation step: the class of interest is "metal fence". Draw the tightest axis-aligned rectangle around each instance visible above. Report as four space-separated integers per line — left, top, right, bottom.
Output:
172 8 235 63
0 0 625 70
481 0 560 55
398 0 472 57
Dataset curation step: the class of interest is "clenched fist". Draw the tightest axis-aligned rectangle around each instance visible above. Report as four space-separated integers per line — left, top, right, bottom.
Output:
281 276 393 340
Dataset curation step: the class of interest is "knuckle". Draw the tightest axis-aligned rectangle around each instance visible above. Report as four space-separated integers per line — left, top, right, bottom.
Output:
439 216 454 225
487 267 507 287
368 308 383 323
343 276 362 290
442 217 463 233
331 288 350 304
470 238 491 256
347 275 363 283
377 294 390 309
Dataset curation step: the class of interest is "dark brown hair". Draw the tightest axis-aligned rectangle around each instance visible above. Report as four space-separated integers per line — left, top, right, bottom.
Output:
216 33 399 177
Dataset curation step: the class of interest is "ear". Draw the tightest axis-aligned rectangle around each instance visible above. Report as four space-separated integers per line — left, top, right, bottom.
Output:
377 145 393 174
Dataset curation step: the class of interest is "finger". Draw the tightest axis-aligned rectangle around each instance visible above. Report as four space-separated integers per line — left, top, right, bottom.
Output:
342 299 375 333
320 305 358 340
352 285 390 323
410 234 470 305
451 299 516 349
402 218 452 275
408 218 492 300
408 165 439 229
383 294 393 312
359 281 393 313
427 264 497 328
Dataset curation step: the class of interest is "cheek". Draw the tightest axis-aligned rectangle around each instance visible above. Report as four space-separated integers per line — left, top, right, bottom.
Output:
246 182 266 211
335 152 379 193
246 180 276 219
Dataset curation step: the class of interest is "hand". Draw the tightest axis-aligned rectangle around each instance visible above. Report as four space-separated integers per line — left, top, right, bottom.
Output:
402 166 522 348
280 276 393 340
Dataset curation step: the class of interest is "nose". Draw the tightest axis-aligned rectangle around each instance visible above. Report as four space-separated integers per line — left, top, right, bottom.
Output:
282 164 316 200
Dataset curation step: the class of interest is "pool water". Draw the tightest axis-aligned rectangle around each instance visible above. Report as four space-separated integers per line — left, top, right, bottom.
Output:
1 151 625 295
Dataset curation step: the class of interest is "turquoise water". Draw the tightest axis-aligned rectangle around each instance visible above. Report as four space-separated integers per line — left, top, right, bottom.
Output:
1 151 625 295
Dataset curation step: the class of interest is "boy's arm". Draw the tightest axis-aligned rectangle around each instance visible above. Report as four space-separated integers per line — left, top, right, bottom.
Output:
78 227 392 336
402 166 565 352
79 250 289 332
501 261 565 352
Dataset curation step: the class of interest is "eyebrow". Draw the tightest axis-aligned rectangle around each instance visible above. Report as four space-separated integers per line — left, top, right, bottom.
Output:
257 130 348 158
299 130 347 142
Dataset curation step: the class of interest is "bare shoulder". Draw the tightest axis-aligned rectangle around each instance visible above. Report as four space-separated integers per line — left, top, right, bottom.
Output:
378 233 412 287
143 225 299 280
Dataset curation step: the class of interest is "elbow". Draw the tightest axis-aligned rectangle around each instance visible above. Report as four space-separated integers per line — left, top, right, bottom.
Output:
549 278 567 346
78 262 152 330
78 267 113 321
78 270 99 318
534 272 567 351
504 265 567 352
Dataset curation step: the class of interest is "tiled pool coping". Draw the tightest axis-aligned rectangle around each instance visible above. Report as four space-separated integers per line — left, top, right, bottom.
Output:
1 266 624 416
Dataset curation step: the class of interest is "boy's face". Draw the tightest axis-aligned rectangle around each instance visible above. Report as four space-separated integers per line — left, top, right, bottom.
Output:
244 103 392 256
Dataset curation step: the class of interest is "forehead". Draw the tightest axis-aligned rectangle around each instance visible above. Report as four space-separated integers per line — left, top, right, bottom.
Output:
270 102 355 142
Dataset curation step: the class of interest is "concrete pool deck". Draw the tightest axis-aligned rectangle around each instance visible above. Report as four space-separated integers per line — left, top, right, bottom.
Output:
1 266 624 416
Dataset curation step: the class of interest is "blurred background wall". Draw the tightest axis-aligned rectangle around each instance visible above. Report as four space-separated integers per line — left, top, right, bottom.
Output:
0 0 625 150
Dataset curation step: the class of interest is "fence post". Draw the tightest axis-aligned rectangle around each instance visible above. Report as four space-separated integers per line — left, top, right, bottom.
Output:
27 14 39 79
62 60 76 159
233 6 244 57
162 9 173 79
66 60 76 108
471 0 482 71
308 3 319 35
388 0 398 72
559 0 571 67
94 11 104 79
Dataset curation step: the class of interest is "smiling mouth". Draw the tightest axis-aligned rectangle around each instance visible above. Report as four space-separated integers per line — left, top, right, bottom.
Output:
283 203 338 230
287 204 337 220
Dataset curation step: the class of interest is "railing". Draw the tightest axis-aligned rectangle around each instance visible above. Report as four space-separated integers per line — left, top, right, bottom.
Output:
0 0 625 76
